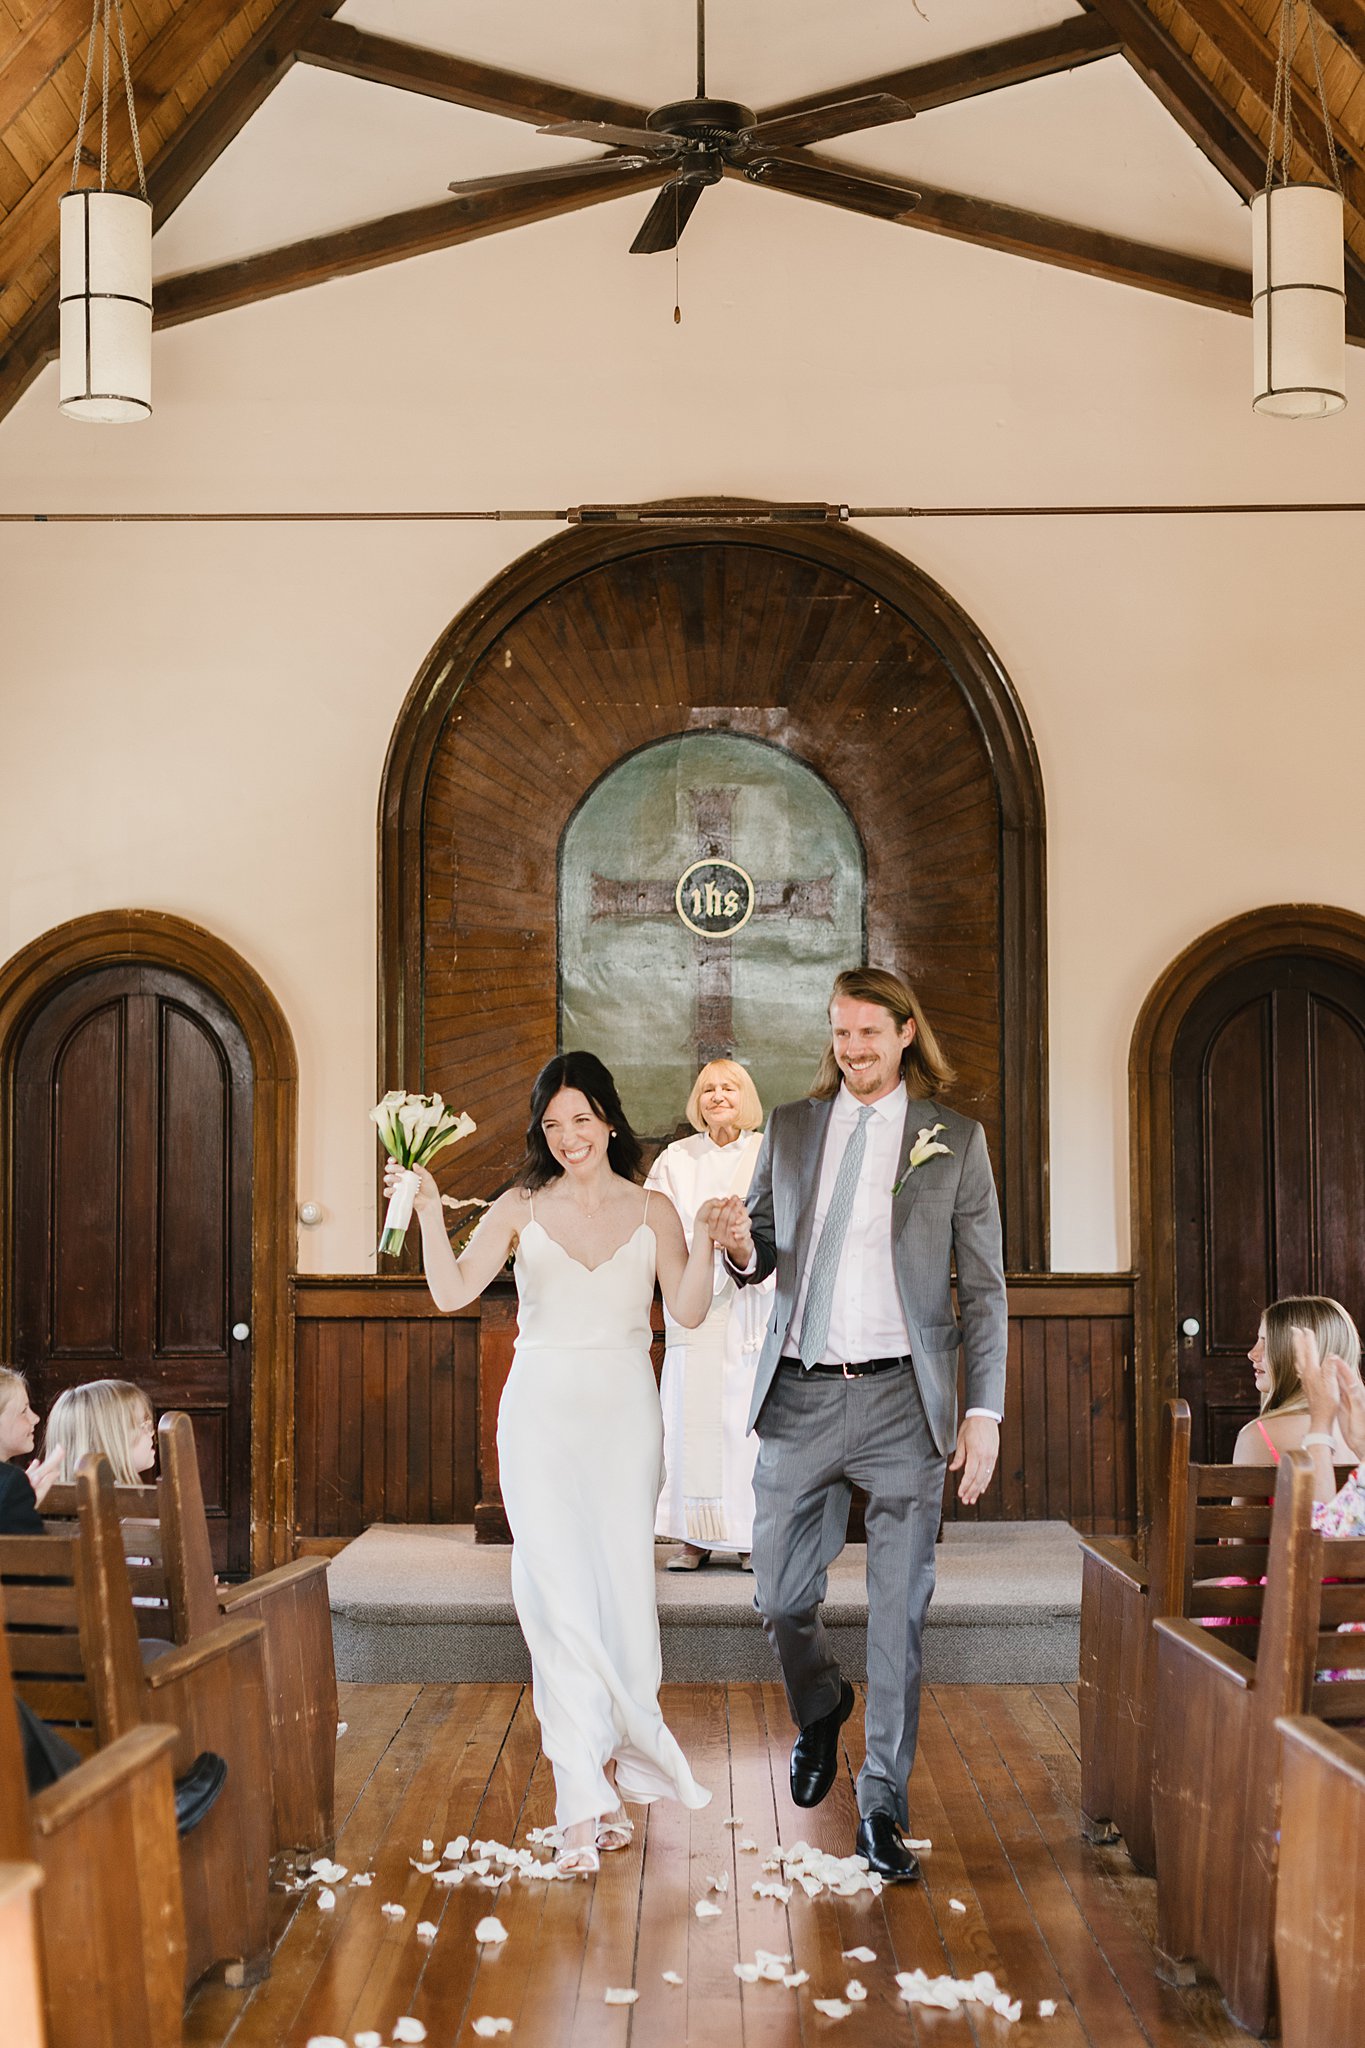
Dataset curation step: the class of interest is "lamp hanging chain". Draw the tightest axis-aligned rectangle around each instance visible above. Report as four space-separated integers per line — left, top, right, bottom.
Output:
68 0 148 202
113 0 148 200
99 0 110 190
1265 0 1342 196
1304 0 1342 196
69 0 100 193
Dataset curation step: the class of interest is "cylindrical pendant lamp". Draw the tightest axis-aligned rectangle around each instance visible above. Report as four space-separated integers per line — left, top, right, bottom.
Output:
58 188 152 422
1251 182 1345 416
58 0 152 424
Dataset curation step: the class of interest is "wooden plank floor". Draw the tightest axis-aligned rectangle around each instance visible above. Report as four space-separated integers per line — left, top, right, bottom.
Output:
186 1682 1254 2047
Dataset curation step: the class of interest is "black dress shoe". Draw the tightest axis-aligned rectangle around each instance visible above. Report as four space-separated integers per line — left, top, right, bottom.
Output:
855 1811 921 1883
790 1678 855 1808
174 1751 228 1836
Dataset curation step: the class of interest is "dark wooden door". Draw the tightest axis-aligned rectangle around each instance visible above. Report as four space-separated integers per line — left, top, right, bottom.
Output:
1173 955 1365 1459
11 964 253 1571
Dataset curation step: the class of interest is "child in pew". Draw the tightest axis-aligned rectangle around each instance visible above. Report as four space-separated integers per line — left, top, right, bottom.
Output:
43 1379 174 1658
0 1364 64 1534
43 1377 156 1486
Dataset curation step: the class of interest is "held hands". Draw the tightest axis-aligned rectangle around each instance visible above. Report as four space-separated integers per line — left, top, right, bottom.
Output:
949 1414 999 1506
383 1156 441 1219
25 1443 64 1508
703 1194 754 1265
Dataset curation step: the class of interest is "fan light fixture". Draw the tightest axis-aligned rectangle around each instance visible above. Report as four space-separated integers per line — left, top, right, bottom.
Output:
59 0 151 423
1252 0 1345 417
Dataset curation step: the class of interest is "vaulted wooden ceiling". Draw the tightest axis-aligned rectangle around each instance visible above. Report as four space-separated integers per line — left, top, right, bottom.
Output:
1 0 1362 426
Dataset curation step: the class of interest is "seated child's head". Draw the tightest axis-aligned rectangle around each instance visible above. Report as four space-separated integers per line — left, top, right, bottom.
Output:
0 1365 39 1462
45 1379 155 1486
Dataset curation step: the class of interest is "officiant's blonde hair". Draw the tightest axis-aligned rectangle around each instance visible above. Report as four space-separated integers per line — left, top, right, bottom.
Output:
685 1059 763 1133
812 967 956 1100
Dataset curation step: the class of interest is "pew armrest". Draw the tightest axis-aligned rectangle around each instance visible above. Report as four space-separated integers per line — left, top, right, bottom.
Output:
1153 1615 1253 1690
142 1614 265 1693
1276 1713 1365 1787
1079 1535 1148 1590
218 1557 330 1612
30 1722 178 1837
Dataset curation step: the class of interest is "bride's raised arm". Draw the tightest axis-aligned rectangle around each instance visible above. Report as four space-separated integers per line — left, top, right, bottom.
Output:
384 1160 522 1312
649 1191 726 1330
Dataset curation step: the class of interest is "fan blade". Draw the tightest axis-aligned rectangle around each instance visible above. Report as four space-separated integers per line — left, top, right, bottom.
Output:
629 178 707 254
740 92 912 150
539 119 683 155
743 155 921 223
448 156 655 199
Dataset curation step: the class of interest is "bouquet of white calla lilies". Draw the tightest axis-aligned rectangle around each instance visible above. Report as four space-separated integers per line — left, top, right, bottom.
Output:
372 1089 477 1255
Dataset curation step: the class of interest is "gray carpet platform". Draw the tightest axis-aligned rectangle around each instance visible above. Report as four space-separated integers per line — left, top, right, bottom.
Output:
328 1521 1082 1686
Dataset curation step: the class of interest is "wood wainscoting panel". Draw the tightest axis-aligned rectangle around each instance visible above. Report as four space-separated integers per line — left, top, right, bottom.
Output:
293 1277 480 1540
292 1273 1135 1546
946 1276 1136 1535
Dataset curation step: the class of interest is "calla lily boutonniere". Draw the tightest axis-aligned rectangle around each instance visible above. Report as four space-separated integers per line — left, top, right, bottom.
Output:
892 1122 952 1196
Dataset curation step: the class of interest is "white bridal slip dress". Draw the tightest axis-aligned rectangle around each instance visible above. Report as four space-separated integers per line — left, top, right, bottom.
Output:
495 1193 712 1832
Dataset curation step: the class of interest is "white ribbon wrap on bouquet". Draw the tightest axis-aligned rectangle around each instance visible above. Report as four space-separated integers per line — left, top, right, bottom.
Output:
381 1167 421 1246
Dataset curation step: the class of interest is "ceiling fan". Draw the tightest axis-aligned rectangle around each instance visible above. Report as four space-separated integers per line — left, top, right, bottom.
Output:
446 0 922 254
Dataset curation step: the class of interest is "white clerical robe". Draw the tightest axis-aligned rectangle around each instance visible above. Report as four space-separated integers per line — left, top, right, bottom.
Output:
645 1129 773 1550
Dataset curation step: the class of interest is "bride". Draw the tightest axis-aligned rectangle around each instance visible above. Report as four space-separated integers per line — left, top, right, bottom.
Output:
388 1050 720 1872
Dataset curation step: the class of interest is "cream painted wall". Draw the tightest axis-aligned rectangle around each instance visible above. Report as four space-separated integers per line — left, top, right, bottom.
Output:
2 184 1363 1276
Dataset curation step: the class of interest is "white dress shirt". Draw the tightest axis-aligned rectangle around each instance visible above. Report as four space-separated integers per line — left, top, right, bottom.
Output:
786 1081 912 1365
764 1079 1001 1422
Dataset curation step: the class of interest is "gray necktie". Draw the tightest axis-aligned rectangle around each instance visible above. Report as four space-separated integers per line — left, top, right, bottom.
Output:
799 1104 875 1369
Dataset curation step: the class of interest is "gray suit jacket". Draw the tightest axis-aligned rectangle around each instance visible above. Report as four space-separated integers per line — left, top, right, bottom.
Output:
736 1093 1008 1456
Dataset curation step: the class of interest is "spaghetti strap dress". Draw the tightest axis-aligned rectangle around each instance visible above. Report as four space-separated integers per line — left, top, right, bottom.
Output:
495 1193 712 1832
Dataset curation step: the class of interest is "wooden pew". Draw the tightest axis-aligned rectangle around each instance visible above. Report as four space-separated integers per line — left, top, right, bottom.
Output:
1 1455 274 1990
1274 1713 1365 2048
1151 1449 1365 2036
1077 1398 1281 1871
46 1412 338 1862
0 1579 185 2048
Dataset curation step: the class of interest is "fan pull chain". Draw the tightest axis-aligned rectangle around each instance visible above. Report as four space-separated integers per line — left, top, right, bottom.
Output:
674 181 682 323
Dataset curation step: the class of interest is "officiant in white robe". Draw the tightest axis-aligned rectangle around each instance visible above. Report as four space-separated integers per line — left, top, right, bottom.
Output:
646 1059 774 1568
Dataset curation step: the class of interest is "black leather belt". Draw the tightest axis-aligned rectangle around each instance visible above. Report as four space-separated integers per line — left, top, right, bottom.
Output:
781 1354 910 1379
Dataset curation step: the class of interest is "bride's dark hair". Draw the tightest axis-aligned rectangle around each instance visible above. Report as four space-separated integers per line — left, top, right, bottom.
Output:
518 1051 644 1191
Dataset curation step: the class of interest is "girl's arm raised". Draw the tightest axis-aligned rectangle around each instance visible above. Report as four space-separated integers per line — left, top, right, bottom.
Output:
386 1161 521 1311
651 1192 722 1330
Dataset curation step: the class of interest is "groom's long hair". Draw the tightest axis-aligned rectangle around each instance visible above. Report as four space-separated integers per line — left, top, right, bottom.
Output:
810 967 957 1101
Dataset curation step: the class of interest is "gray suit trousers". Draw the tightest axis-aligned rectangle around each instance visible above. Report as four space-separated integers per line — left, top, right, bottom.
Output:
751 1362 945 1826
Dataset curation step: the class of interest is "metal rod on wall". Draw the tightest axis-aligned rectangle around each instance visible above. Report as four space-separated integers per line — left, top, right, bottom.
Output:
2 502 1365 524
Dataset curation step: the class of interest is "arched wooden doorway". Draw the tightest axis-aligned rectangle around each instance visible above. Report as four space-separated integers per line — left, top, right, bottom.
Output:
1131 905 1365 1498
0 911 297 1570
380 514 1049 1270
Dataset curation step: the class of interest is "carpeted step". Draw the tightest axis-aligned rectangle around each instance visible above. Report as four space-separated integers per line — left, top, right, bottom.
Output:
327 1522 1082 1686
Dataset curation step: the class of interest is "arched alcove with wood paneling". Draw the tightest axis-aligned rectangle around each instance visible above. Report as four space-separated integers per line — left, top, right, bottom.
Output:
380 516 1048 1270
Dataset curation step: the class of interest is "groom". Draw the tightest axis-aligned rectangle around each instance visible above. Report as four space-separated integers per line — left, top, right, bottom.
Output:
713 966 1007 1879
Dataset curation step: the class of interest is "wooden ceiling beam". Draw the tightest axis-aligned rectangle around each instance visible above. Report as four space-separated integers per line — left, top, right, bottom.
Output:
1176 0 1365 186
1081 0 1365 328
741 150 1257 322
294 19 653 131
0 0 345 423
150 161 671 328
755 15 1123 128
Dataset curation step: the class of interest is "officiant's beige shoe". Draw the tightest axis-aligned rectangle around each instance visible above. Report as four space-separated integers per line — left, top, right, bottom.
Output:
666 1545 710 1571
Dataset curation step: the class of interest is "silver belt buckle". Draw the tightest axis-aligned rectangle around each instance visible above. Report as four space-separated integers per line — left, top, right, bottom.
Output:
842 1362 857 1380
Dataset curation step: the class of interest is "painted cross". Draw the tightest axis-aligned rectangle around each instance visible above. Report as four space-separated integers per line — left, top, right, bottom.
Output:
590 787 834 1066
